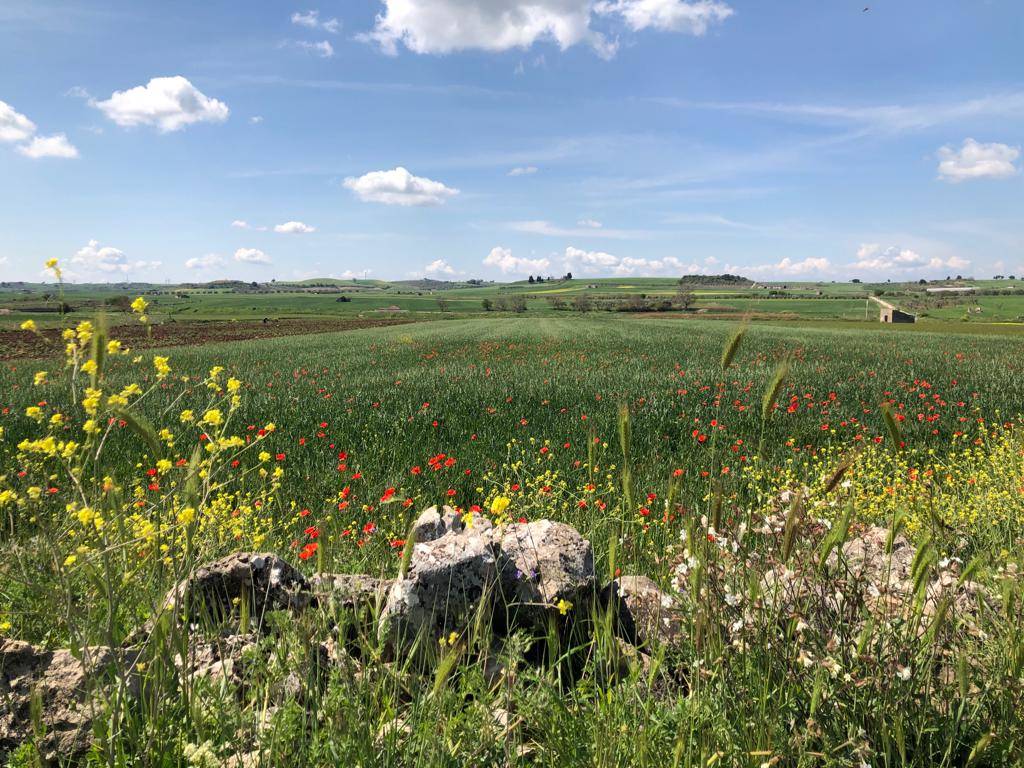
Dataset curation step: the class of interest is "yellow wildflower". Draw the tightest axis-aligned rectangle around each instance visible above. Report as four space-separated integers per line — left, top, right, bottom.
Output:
76 507 96 527
202 409 223 427
34 371 48 386
82 388 102 415
177 507 196 525
153 356 170 379
76 321 93 344
20 319 37 332
131 296 148 314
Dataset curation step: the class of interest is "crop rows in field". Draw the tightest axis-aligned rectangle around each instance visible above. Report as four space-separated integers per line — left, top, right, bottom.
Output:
4 317 1023 571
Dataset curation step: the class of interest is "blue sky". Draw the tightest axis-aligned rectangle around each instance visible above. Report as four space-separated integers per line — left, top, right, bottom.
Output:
1 0 1022 283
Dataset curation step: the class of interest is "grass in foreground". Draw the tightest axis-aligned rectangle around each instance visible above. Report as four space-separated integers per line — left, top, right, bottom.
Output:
1 298 1023 766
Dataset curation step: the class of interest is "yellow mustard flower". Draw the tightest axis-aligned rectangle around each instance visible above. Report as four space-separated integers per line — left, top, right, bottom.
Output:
202 409 223 427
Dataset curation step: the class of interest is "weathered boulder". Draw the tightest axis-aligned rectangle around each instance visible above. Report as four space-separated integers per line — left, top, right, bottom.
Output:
1 640 136 763
160 552 310 629
410 505 464 543
379 528 497 648
603 575 684 648
310 573 392 658
835 525 915 590
379 517 597 648
495 520 595 624
177 633 331 703
175 633 259 688
309 573 391 611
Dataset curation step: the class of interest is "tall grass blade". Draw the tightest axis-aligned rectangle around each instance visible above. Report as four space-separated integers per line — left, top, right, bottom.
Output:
108 406 163 462
880 401 904 451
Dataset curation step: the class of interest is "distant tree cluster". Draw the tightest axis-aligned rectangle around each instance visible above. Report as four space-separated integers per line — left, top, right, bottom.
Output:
677 273 751 286
480 295 527 312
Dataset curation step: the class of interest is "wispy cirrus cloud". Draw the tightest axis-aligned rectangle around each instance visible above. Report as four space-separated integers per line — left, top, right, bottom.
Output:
509 219 649 239
653 91 1024 135
291 9 340 33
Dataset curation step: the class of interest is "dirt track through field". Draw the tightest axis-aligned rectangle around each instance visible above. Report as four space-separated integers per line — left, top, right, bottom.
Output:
0 317 416 360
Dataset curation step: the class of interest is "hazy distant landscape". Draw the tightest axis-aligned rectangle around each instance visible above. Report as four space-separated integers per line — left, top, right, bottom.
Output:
5 272 1024 342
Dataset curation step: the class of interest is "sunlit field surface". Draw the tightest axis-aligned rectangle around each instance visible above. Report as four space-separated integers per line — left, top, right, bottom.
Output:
2 315 1023 766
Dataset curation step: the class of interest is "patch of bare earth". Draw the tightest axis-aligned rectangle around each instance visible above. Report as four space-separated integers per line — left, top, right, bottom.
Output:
0 317 416 361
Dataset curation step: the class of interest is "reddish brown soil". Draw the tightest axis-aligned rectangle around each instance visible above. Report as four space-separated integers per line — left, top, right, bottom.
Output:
0 317 416 360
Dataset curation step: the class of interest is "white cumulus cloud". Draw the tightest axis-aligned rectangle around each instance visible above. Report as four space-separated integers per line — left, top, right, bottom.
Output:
853 244 969 273
17 133 79 159
563 246 698 276
344 166 459 206
359 0 732 56
594 0 733 34
292 9 341 32
71 240 160 276
483 246 551 275
1 101 78 159
274 220 316 234
743 256 830 276
360 0 614 57
936 138 1020 182
231 220 250 229
185 253 225 270
234 248 271 264
508 165 538 176
424 258 457 275
0 100 36 143
93 76 229 132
